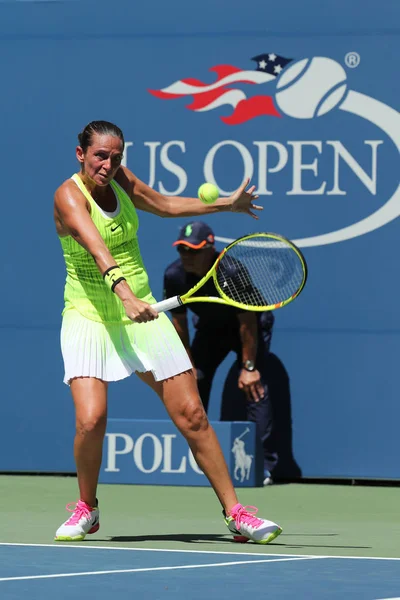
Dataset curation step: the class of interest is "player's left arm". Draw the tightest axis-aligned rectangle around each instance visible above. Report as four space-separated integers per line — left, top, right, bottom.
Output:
114 166 262 219
237 312 265 402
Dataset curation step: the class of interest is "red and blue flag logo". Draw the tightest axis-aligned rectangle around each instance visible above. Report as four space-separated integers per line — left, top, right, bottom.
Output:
149 54 292 125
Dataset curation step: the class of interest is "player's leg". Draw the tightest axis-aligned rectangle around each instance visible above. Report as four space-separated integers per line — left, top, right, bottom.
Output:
54 376 106 541
137 369 238 512
71 377 108 505
137 369 282 544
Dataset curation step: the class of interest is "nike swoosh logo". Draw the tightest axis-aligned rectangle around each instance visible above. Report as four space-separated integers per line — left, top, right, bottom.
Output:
111 223 121 232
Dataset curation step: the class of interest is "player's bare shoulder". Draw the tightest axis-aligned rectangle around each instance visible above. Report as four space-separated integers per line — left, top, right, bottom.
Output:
54 178 90 236
55 178 91 210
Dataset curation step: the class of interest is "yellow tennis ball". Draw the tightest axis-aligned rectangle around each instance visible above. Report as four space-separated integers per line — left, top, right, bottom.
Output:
198 183 219 204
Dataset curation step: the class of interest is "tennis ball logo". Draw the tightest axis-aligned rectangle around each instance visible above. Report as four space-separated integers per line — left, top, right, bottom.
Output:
198 183 219 204
275 57 347 119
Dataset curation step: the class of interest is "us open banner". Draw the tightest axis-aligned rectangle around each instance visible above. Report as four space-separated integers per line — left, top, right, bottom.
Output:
0 0 399 479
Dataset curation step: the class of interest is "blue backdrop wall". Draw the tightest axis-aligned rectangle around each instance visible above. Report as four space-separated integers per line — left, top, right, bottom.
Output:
0 0 399 479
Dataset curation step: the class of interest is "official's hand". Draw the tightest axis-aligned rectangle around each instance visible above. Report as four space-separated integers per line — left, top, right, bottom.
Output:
229 178 263 220
238 368 264 402
123 298 159 323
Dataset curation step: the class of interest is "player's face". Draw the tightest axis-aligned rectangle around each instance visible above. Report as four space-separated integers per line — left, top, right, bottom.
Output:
178 245 215 276
77 133 124 186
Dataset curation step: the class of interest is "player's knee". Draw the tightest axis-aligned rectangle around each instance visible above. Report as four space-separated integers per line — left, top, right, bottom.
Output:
179 403 209 436
76 414 107 437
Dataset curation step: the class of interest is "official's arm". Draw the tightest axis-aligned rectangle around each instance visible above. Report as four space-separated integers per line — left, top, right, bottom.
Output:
237 312 264 402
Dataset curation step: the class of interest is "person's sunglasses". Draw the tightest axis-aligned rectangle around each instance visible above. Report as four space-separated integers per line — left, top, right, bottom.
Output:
176 245 204 255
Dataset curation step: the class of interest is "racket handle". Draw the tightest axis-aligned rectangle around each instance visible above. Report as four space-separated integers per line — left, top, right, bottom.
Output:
152 296 182 313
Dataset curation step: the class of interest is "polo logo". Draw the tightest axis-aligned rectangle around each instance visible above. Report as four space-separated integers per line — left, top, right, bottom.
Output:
231 427 253 483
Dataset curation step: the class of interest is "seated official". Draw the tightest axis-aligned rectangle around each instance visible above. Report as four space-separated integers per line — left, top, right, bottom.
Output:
163 221 278 485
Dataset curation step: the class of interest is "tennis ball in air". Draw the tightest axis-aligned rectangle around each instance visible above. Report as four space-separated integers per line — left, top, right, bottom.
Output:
275 57 347 118
198 183 219 204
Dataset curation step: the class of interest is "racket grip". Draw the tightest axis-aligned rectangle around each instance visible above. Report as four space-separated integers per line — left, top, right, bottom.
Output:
152 296 182 313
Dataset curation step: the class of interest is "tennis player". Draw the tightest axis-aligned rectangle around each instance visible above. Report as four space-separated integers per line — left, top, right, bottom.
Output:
53 120 282 544
163 221 277 485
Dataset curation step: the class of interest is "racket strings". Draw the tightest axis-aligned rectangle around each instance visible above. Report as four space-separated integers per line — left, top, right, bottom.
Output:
216 236 305 307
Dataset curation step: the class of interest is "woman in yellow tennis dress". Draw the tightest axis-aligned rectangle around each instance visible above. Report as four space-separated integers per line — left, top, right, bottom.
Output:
53 120 282 545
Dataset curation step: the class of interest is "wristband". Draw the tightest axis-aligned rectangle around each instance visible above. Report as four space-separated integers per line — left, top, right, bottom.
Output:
103 266 126 293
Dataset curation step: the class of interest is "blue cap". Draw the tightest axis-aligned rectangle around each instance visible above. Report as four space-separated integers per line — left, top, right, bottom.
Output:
173 221 215 249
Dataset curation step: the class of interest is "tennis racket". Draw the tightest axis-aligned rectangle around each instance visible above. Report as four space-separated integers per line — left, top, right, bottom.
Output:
153 232 307 313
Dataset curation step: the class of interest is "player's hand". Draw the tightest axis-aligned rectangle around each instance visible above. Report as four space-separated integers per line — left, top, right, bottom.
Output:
238 368 264 402
123 297 159 323
229 178 263 220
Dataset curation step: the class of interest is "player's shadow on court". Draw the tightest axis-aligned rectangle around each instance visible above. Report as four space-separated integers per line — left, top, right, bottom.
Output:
106 534 239 544
103 534 370 549
221 352 302 480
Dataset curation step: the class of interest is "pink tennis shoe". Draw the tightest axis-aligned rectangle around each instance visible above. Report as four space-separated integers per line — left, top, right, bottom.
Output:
224 503 282 544
54 499 280 545
54 499 100 542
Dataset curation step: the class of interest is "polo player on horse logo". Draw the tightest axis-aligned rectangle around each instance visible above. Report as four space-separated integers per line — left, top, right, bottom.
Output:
231 427 253 482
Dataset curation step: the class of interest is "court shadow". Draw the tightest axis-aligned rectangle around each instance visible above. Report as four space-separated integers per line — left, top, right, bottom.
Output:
97 534 370 550
267 353 302 480
283 533 339 537
100 533 244 544
272 543 372 549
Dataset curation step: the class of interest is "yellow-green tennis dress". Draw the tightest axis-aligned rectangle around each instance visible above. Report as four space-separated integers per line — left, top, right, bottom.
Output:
59 173 192 384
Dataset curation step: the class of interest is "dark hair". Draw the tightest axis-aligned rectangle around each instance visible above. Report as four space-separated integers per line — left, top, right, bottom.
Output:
77 120 125 152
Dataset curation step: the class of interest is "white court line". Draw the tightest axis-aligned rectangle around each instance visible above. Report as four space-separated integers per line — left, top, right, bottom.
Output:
0 542 399 561
0 542 313 558
0 556 316 583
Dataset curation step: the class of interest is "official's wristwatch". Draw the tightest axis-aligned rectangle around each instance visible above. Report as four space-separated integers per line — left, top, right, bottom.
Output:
242 359 256 372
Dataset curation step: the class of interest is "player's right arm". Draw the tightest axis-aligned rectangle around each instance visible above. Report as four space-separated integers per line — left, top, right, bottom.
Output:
54 180 158 323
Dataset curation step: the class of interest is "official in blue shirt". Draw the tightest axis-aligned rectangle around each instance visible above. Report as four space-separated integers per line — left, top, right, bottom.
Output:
163 221 278 485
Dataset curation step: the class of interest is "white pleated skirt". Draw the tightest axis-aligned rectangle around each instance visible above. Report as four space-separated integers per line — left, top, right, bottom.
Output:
61 308 193 385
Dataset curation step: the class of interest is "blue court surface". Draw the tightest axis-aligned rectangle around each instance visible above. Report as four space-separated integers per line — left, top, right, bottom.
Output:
0 543 399 599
